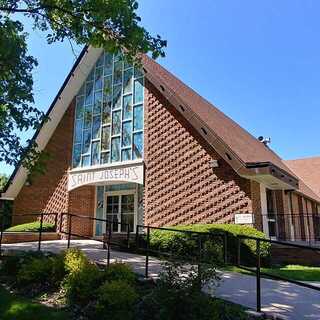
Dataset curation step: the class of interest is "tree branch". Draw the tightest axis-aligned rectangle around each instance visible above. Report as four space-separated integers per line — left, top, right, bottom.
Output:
0 6 42 14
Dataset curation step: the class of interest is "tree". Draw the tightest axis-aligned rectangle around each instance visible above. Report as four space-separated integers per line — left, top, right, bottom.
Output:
0 0 166 175
0 173 8 191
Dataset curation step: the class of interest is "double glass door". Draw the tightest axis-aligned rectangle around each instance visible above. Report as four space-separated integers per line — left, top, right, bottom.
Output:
105 192 135 233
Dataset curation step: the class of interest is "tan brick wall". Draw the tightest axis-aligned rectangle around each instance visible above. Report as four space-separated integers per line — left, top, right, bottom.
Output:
143 80 253 227
12 100 75 226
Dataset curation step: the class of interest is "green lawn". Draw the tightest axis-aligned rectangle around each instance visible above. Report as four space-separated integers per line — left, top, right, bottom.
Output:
5 221 55 232
224 265 320 282
0 286 69 320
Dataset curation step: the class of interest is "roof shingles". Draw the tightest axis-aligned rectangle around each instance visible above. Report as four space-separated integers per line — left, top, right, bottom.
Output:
285 157 320 200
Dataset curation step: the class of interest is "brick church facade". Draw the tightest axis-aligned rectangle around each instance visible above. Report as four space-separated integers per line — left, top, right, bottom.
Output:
1 46 320 242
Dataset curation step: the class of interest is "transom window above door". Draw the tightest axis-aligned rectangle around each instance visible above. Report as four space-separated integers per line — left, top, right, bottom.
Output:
72 51 144 169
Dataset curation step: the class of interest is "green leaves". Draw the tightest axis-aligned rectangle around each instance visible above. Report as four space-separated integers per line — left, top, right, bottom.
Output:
0 17 44 171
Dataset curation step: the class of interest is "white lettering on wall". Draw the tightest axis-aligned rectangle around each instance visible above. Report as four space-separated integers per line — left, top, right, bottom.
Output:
67 163 144 191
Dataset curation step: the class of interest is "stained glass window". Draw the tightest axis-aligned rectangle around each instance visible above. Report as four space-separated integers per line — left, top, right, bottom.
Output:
101 126 110 151
72 51 144 168
133 132 143 160
122 121 132 147
91 141 100 165
123 95 132 120
111 137 120 162
92 115 101 139
133 105 143 131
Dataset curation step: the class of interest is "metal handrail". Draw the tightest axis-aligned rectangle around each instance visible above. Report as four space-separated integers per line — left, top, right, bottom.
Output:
135 224 228 278
237 235 320 313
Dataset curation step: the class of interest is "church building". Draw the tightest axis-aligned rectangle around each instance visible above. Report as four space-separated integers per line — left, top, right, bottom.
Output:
1 46 320 242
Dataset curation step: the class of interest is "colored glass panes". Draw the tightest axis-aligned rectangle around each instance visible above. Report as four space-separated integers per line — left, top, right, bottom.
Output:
122 121 132 147
101 126 110 151
133 105 143 131
111 137 120 162
133 132 143 160
123 95 132 120
72 51 144 168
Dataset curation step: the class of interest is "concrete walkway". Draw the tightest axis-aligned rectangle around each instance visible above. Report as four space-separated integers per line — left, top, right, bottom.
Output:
2 240 320 320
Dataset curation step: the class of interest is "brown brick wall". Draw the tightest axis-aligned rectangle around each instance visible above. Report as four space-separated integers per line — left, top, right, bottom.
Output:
12 100 75 226
143 80 254 227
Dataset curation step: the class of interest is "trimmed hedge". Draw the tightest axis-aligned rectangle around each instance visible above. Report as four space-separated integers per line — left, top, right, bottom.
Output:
149 224 271 266
5 221 55 232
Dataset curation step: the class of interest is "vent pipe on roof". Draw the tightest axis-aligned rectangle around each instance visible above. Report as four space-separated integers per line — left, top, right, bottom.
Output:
258 136 271 147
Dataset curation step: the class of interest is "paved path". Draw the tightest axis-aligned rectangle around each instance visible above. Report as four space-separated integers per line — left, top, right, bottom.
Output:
2 240 320 320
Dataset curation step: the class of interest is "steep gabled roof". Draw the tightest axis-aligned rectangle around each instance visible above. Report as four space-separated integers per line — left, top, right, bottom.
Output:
142 55 296 176
285 157 320 199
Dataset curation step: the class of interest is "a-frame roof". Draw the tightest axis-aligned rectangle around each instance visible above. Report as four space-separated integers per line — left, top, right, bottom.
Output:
2 46 319 204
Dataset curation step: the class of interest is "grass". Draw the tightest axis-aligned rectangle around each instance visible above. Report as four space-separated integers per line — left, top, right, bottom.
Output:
0 286 69 320
5 221 55 232
224 265 320 282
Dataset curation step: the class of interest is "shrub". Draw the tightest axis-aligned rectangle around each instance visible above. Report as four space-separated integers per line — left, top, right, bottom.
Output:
149 224 271 266
5 221 55 232
136 262 218 320
17 257 52 286
96 280 138 320
63 262 102 306
63 248 89 274
103 262 136 285
16 253 65 288
0 251 53 280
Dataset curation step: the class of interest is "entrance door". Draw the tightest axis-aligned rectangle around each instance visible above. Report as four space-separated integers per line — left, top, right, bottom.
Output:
105 192 136 233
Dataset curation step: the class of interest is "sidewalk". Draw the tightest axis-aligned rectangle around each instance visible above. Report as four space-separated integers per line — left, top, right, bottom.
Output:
2 240 320 320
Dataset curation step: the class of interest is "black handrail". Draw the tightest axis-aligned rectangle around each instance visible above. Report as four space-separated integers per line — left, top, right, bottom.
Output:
237 235 320 313
135 224 228 278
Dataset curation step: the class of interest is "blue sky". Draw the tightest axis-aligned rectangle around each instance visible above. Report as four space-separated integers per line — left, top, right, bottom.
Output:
1 0 320 176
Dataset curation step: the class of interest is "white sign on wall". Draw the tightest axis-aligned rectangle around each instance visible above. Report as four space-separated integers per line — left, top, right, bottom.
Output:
234 213 254 225
68 162 144 191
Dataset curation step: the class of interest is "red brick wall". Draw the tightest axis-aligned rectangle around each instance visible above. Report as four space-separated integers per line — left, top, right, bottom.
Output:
68 186 95 237
143 80 254 227
12 100 75 226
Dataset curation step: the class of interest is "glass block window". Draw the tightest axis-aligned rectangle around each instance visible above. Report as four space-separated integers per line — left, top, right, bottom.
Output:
72 51 144 168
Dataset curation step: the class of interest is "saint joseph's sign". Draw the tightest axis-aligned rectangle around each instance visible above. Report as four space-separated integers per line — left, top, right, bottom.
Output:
68 163 144 191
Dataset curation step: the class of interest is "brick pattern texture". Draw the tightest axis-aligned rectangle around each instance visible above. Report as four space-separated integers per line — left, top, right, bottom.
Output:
68 186 95 237
12 99 96 237
12 100 75 227
143 81 254 227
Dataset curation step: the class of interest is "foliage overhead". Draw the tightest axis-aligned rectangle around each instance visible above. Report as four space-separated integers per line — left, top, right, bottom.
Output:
0 0 166 176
